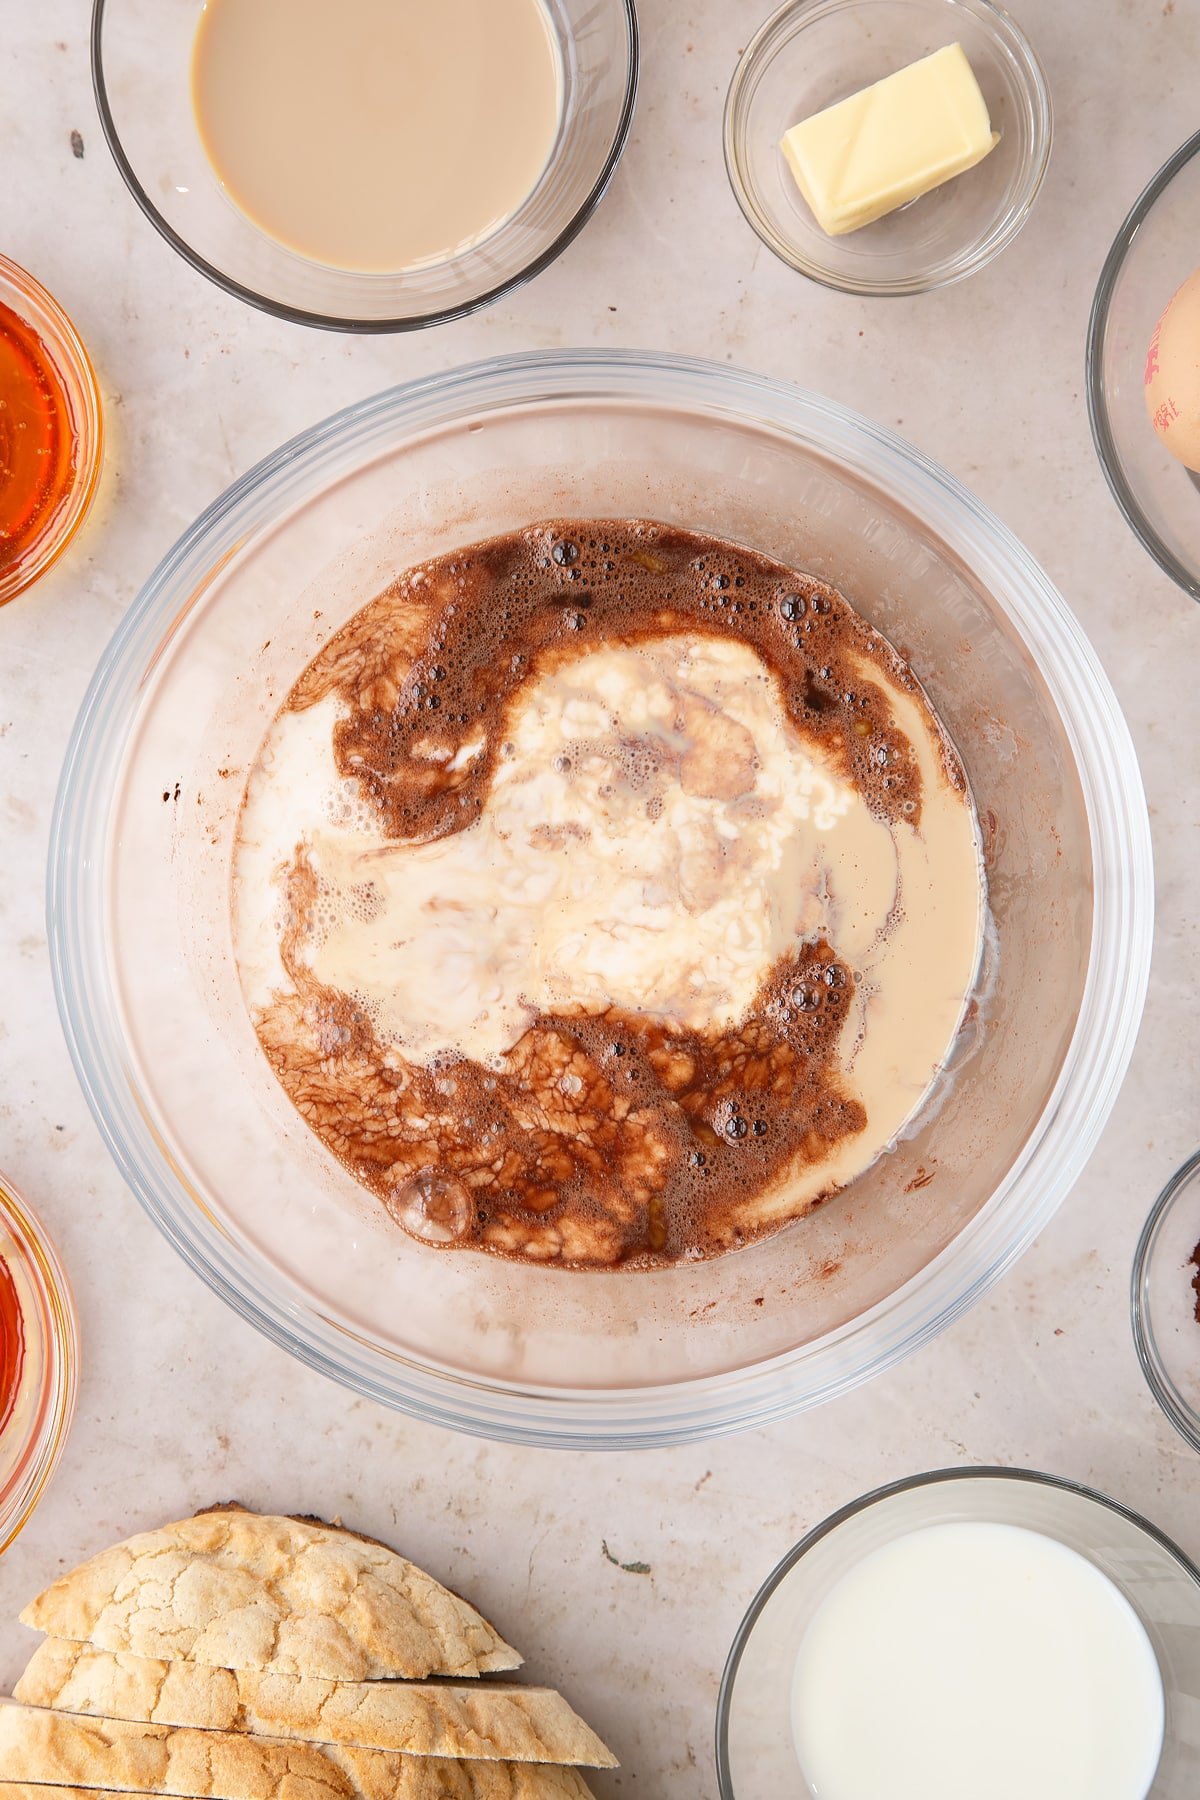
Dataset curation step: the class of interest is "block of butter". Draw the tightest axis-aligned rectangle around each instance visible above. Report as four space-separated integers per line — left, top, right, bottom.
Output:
780 43 999 237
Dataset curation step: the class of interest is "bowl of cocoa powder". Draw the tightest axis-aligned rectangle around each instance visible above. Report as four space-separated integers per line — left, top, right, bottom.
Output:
1132 1148 1200 1457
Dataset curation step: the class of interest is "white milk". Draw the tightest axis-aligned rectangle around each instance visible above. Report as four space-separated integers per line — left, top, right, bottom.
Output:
791 1521 1165 1800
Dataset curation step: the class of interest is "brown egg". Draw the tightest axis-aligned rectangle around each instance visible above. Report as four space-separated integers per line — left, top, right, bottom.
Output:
1145 268 1200 472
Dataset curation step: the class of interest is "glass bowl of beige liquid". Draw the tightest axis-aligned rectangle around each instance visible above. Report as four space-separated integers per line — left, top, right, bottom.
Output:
48 350 1151 1447
90 0 638 330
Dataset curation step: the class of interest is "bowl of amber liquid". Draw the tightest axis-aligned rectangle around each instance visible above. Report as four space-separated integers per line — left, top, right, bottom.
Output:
0 1175 78 1550
0 255 103 607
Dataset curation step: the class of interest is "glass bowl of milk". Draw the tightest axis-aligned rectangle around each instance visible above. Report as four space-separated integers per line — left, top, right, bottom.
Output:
91 0 638 331
717 1466 1200 1799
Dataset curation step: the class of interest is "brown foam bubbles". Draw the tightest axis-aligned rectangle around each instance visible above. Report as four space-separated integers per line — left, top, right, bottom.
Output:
233 521 984 1270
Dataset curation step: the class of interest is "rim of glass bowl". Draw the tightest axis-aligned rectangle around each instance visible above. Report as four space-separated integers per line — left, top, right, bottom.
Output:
1131 1148 1200 1457
722 0 1053 298
0 254 104 607
89 0 639 335
0 1175 80 1554
714 1465 1200 1797
46 350 1152 1451
1087 128 1200 604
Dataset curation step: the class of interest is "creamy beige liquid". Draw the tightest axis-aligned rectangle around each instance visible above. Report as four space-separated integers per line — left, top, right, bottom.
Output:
191 0 563 273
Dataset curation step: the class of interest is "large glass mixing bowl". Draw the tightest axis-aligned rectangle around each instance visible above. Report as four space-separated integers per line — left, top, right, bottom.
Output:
48 351 1152 1448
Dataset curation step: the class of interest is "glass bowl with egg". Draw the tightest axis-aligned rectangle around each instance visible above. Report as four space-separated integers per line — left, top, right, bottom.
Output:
90 0 638 331
724 0 1052 296
48 349 1150 1448
1089 128 1200 602
717 1467 1200 1798
1132 1149 1200 1458
0 1175 78 1552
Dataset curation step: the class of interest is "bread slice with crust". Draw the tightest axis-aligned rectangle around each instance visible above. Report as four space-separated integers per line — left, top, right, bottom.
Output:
14 1643 615 1768
0 1779 587 1800
0 1708 594 1800
18 1511 519 1681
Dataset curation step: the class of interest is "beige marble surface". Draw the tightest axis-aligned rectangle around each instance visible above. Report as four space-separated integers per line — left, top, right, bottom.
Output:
2 1 1199 1792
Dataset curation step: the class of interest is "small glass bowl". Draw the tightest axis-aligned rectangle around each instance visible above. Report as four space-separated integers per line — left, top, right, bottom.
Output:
0 255 103 608
91 0 638 333
0 1175 79 1553
1132 1150 1200 1457
717 1467 1200 1797
724 0 1052 297
1088 131 1200 603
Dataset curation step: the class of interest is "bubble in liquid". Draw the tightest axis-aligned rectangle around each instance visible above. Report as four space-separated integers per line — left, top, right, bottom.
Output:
388 1170 472 1245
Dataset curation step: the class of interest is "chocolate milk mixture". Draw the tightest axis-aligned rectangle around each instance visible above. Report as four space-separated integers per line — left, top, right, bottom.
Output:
234 522 984 1269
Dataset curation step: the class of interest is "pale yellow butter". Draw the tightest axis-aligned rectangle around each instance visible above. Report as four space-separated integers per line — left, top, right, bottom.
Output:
781 43 999 237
